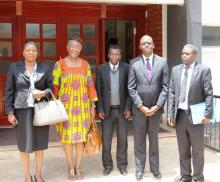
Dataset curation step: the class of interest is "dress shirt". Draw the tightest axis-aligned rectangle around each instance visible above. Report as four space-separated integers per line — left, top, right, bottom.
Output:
178 61 196 110
142 54 153 68
109 62 119 71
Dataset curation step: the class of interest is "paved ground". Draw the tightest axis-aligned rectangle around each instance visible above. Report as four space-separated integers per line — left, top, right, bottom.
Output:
0 124 219 182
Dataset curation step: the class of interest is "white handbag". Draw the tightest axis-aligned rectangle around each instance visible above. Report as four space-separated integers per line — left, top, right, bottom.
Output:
33 90 68 126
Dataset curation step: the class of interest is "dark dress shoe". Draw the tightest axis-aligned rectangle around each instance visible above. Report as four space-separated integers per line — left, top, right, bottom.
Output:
176 177 192 182
135 171 143 181
119 169 127 176
193 180 203 182
103 168 112 176
152 171 162 179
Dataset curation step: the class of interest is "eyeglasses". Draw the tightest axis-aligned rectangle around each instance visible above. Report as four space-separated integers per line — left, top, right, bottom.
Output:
69 46 82 50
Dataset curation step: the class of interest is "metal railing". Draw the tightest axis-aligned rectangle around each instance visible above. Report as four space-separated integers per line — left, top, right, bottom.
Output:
204 95 220 152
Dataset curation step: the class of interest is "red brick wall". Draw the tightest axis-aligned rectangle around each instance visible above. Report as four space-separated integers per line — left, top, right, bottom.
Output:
146 5 162 56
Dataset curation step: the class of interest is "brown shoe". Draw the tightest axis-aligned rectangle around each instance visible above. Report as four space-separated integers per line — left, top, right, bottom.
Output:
74 166 84 180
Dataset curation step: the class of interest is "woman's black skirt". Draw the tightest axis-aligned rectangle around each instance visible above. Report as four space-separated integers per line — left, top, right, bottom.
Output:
14 108 49 153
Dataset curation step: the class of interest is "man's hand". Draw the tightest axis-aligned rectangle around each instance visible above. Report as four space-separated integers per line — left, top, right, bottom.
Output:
146 105 160 116
124 110 131 120
202 117 211 124
98 112 105 120
139 105 149 115
167 117 175 127
8 114 17 126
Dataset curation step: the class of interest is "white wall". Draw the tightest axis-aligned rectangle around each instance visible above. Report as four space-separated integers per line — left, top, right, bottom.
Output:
202 48 220 95
202 0 220 96
202 0 220 26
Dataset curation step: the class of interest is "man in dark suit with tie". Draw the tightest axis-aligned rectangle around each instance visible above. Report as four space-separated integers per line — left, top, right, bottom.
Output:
168 44 213 182
128 35 169 181
96 45 131 176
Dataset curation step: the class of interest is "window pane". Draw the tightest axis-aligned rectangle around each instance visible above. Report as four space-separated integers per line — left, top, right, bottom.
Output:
0 42 12 57
43 60 55 72
203 26 220 46
0 60 13 74
43 24 56 38
43 42 56 57
34 42 40 56
83 24 95 39
26 24 40 38
67 24 80 39
87 60 96 74
0 23 12 38
83 42 96 56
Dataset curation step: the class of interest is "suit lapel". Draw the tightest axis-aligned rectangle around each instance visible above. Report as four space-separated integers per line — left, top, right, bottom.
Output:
35 62 46 83
119 63 124 86
105 63 111 89
138 56 149 82
150 54 159 82
189 62 199 90
176 64 184 96
17 60 30 79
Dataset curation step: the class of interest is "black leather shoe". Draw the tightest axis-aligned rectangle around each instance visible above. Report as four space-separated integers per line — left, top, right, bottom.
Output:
119 169 127 176
176 177 192 182
193 180 203 182
103 168 112 176
135 171 143 181
152 171 162 179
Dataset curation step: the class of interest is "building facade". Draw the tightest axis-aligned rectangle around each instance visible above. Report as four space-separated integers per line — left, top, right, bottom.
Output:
0 0 201 126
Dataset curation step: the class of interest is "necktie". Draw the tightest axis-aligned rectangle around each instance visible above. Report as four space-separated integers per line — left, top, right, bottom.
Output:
113 65 116 71
179 66 190 103
146 58 152 81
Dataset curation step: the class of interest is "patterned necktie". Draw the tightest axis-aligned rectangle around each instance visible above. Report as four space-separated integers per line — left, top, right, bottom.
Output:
179 65 190 103
146 58 152 81
113 65 116 71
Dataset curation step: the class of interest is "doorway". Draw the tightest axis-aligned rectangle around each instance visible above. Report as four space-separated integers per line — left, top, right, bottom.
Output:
105 20 134 63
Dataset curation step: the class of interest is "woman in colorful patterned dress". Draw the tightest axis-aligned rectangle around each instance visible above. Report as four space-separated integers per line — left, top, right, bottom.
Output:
52 37 97 180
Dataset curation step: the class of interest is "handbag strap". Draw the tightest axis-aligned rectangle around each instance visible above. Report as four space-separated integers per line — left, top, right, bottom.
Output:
47 90 57 101
91 118 98 129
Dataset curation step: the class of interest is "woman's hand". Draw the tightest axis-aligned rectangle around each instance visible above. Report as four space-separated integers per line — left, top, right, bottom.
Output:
32 90 46 101
8 114 17 126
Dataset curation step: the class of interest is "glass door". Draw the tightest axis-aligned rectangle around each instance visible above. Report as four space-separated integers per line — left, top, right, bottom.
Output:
22 18 60 72
0 19 17 125
63 19 99 76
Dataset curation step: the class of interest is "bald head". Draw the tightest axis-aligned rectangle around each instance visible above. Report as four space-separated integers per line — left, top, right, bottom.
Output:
139 35 154 57
140 35 154 45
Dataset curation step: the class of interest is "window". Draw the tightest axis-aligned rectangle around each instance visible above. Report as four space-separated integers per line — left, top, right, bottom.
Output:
0 23 12 57
202 26 220 46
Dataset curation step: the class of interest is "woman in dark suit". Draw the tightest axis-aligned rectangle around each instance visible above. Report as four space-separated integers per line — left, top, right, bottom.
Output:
5 41 53 182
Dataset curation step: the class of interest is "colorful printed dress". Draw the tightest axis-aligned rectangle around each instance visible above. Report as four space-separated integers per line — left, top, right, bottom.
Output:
52 59 98 144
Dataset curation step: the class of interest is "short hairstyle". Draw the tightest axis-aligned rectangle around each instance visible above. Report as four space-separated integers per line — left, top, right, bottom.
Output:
184 44 198 55
23 41 37 51
108 44 121 53
68 36 84 47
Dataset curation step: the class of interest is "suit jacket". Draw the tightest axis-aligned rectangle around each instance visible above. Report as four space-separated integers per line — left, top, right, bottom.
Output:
168 62 213 123
128 54 169 115
5 60 53 114
96 62 131 118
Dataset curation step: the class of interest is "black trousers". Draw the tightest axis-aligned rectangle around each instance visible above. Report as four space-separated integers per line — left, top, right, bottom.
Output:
176 109 204 181
132 113 161 173
101 108 128 170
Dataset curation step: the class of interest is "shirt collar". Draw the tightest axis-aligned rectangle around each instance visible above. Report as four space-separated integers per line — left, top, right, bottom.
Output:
184 61 195 69
142 54 153 65
109 62 119 70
